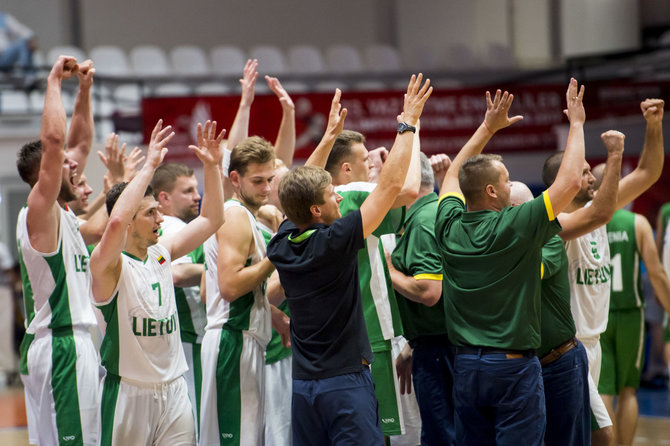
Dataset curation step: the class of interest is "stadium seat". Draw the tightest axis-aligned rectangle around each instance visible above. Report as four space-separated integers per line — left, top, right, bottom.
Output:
130 45 170 77
210 45 246 76
170 45 211 77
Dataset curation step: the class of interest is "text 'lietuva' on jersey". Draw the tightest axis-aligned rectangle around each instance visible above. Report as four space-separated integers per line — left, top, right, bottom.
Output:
96 244 188 382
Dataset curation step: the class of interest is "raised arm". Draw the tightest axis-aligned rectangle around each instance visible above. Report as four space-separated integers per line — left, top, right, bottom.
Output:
616 99 665 209
392 121 421 208
65 60 95 174
266 75 296 166
545 78 586 215
90 121 174 302
439 89 523 196
636 214 670 314
227 59 257 152
304 89 347 167
558 131 624 241
162 121 225 260
26 56 78 253
361 74 432 238
79 133 128 242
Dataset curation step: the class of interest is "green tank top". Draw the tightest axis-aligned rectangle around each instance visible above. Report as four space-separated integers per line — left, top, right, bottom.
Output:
607 209 643 310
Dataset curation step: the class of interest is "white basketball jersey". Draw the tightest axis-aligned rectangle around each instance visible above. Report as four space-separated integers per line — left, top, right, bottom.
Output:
96 244 187 382
16 206 97 333
565 224 612 340
203 200 270 346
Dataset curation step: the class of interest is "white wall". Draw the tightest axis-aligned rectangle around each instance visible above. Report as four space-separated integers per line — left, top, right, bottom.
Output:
561 0 640 58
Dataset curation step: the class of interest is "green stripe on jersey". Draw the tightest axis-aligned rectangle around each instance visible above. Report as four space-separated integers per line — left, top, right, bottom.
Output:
100 373 121 446
338 186 405 344
216 329 243 445
17 240 35 327
175 287 198 342
45 241 74 329
19 333 34 375
98 292 120 375
51 333 84 445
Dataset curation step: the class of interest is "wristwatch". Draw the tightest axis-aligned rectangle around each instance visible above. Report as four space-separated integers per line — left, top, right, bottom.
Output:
397 122 416 134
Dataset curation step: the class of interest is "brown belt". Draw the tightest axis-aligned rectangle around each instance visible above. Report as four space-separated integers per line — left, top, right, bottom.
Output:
540 338 578 366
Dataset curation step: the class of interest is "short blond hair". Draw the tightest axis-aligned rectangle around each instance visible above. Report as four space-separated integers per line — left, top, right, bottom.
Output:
279 166 331 226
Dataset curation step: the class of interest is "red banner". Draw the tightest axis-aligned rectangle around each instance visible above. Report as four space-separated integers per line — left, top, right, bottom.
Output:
141 80 670 165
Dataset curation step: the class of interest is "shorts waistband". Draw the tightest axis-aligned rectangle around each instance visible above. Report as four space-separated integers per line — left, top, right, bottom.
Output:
110 373 183 389
33 326 92 339
454 345 536 358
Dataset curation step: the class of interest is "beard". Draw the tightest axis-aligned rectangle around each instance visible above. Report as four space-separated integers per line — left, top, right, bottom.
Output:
58 181 78 203
238 188 268 212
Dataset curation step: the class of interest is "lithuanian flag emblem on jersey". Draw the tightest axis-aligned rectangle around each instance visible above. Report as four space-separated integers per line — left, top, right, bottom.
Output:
157 255 166 265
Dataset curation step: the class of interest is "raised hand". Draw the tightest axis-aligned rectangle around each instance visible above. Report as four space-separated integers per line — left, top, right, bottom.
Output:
600 130 625 155
323 88 348 140
564 78 585 124
430 153 452 186
51 55 78 80
146 119 174 169
123 146 145 182
188 120 226 167
266 75 294 111
402 73 433 125
98 133 126 184
484 89 524 133
239 59 258 108
368 147 389 183
76 59 95 89
641 98 664 124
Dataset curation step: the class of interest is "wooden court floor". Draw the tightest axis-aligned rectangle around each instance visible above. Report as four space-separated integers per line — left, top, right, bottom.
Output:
1 384 670 445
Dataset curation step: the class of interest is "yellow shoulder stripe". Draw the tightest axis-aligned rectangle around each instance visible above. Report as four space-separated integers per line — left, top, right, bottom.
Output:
542 190 555 221
540 262 545 279
414 273 443 281
439 192 465 204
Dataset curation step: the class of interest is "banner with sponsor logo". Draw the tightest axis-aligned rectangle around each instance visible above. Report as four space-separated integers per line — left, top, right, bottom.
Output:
141 80 670 222
142 80 670 163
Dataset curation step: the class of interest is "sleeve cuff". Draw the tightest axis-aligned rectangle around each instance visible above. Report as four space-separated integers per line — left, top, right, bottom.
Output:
414 273 443 281
439 192 465 204
542 190 555 221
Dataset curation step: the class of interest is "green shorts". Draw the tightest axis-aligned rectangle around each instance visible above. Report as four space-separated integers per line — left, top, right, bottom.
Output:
598 308 645 395
664 313 670 343
370 342 403 436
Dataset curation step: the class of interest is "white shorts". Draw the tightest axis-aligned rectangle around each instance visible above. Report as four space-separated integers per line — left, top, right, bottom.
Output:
99 374 195 446
200 328 266 446
21 328 99 446
581 336 612 430
264 354 292 446
390 336 422 446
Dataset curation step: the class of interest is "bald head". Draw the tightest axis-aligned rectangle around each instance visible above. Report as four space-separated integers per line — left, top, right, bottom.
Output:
591 163 606 190
510 181 534 206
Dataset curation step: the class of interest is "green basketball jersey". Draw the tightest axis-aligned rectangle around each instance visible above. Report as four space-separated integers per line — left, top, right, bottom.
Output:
607 209 643 310
390 193 448 341
336 181 405 347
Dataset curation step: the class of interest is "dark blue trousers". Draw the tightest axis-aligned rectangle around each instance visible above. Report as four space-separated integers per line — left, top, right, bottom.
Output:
411 336 456 445
452 351 546 446
292 368 384 446
543 341 590 446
